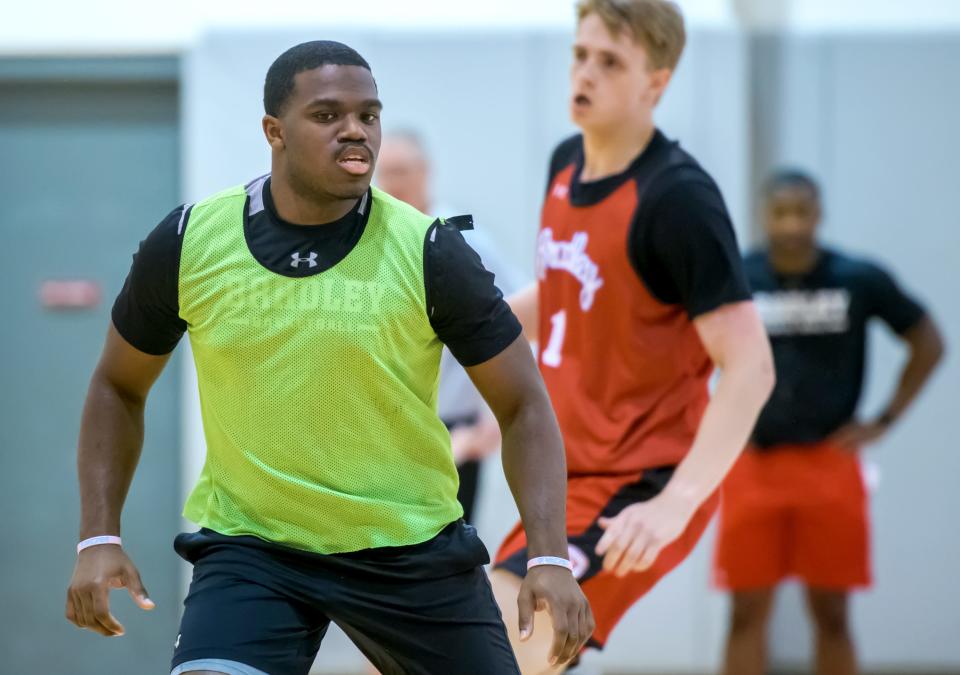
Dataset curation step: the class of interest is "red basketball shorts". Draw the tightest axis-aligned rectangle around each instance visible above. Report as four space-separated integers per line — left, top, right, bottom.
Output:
495 468 717 647
713 442 871 591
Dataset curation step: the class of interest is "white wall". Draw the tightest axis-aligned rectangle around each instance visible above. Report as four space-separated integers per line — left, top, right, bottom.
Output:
755 0 960 31
12 0 960 56
0 0 734 54
180 24 750 673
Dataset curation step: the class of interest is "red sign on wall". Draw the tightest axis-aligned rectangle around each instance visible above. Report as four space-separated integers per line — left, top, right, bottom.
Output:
39 280 102 310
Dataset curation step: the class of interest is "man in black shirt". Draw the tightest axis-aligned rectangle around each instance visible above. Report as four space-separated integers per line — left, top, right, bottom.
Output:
714 169 945 675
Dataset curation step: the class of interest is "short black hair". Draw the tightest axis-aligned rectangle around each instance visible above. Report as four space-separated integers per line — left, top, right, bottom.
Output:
764 168 821 202
263 40 371 117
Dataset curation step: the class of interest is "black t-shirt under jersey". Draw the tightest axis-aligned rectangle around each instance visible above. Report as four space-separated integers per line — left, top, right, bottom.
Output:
546 131 752 319
112 178 521 367
747 248 926 448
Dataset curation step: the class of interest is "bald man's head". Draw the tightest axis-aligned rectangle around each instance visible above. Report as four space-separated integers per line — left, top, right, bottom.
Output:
376 131 431 213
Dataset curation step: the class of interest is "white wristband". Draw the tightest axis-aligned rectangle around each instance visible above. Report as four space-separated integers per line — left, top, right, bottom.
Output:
77 535 122 554
527 556 573 572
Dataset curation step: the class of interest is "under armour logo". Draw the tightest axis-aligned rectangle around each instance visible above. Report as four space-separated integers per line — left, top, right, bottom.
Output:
290 252 318 269
552 182 569 199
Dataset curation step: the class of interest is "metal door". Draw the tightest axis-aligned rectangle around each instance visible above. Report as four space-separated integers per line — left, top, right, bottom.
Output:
0 58 182 674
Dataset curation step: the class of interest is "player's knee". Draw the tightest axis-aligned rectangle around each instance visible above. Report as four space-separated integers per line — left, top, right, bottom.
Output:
490 568 523 593
812 609 850 639
516 649 565 675
490 569 523 612
511 615 560 674
488 569 575 675
729 606 764 635
729 591 773 634
808 594 850 638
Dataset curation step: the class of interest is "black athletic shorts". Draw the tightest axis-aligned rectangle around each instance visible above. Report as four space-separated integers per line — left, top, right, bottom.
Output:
170 521 519 675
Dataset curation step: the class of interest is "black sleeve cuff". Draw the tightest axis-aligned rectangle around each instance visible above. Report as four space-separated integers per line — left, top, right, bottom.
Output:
109 205 188 355
424 220 524 367
111 280 183 355
686 286 754 320
450 314 523 367
890 305 928 336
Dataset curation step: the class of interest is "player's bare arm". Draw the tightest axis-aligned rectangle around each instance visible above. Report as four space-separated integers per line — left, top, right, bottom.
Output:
597 301 774 576
507 284 539 342
830 313 945 450
66 323 165 636
466 335 595 665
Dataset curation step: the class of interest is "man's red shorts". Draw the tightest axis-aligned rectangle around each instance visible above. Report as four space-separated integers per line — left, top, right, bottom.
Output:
494 468 718 648
713 442 871 591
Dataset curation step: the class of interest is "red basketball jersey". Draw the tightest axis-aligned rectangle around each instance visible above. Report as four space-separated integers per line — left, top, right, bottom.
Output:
536 134 717 476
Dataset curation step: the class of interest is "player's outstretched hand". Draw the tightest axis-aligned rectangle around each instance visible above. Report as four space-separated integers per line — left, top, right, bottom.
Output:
517 565 595 667
595 491 697 578
66 545 154 637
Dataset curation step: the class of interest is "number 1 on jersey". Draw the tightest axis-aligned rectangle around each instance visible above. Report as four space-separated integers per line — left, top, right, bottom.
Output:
541 310 566 368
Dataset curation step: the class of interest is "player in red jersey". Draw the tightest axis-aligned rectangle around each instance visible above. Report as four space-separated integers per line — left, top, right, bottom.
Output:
489 1 775 672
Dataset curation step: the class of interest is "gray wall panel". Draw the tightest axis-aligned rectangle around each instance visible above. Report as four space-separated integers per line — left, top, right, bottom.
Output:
759 33 960 671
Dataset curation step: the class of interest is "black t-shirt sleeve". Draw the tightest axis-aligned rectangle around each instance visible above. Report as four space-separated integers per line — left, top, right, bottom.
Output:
111 205 189 355
630 168 752 318
861 261 927 334
424 220 522 367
